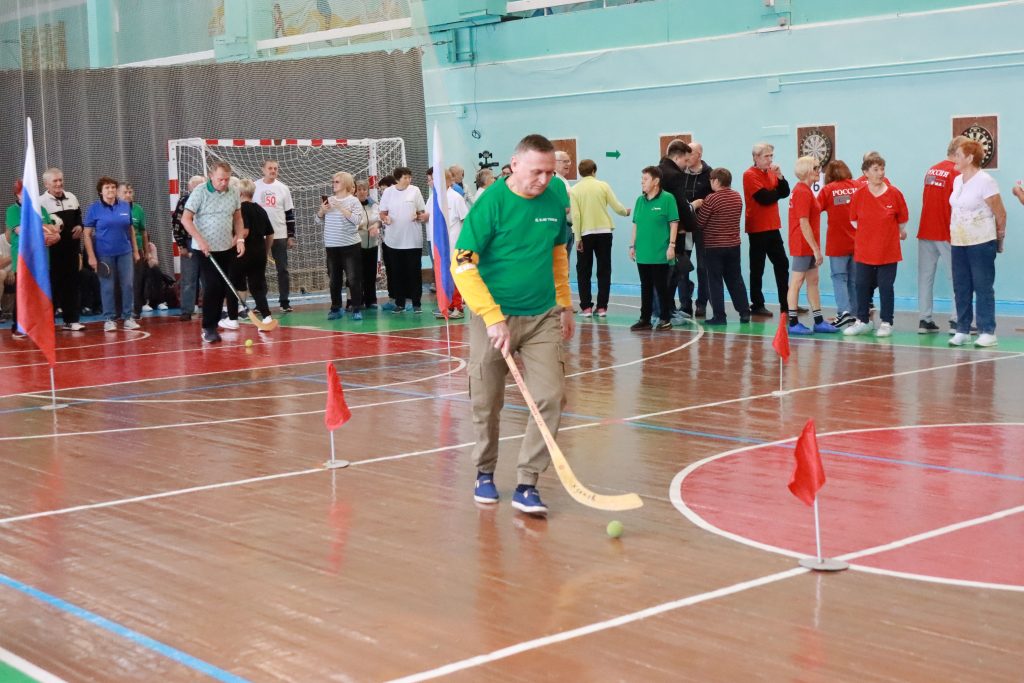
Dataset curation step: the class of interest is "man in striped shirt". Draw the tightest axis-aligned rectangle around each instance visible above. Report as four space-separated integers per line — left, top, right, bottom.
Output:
696 168 750 325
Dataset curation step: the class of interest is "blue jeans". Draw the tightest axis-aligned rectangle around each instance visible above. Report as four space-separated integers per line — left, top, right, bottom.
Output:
829 254 856 315
952 240 996 334
99 252 134 321
179 249 202 314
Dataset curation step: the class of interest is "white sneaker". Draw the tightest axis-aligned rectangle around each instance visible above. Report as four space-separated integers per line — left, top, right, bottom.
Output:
123 318 140 330
157 303 168 311
103 320 117 332
975 333 998 347
141 304 153 312
842 320 872 336
875 322 893 337
64 322 86 332
949 332 971 346
262 316 273 324
218 318 240 330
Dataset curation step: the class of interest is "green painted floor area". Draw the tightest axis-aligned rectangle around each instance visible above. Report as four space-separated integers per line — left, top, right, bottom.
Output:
271 299 1024 353
0 661 39 683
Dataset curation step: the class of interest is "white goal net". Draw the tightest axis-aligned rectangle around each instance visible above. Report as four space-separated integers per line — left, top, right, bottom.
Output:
168 137 406 294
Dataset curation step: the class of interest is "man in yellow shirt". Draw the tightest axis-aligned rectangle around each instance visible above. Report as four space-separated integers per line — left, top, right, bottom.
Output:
452 134 574 517
571 159 630 317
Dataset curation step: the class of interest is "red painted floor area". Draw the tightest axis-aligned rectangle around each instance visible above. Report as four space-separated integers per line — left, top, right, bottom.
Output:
678 424 1024 587
0 319 450 395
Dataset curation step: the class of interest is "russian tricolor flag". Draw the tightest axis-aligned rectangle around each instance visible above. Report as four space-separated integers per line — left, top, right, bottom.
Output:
430 123 454 318
16 118 56 367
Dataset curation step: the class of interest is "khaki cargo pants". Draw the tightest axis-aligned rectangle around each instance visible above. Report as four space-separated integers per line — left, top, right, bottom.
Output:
468 307 566 486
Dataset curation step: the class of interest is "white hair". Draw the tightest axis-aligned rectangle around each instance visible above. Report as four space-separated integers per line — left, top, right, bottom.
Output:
751 142 774 157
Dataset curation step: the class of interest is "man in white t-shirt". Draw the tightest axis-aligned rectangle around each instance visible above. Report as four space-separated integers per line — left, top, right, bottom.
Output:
379 166 428 312
253 159 295 312
552 150 574 259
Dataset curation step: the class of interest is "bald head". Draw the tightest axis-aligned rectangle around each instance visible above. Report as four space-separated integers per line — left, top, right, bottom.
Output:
554 150 572 176
687 142 704 170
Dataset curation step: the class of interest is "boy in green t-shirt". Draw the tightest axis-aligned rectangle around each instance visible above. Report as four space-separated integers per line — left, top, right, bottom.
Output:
629 166 679 331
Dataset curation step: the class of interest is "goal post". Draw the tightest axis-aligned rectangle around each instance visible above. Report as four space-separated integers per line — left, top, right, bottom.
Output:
167 136 406 295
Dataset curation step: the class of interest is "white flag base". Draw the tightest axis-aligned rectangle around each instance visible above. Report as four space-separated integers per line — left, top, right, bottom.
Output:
40 403 69 411
323 459 350 469
799 557 849 572
770 390 789 397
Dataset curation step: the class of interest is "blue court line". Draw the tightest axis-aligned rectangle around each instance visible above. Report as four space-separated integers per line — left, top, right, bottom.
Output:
0 572 250 683
628 421 1024 483
0 358 451 416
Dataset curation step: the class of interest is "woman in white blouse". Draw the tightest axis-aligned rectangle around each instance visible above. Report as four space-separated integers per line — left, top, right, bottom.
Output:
948 139 1007 347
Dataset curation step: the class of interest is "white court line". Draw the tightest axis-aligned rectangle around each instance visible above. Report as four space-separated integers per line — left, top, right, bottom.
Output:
0 330 151 357
385 567 809 683
46 356 467 404
670 421 1024 592
389 500 1024 683
0 645 68 683
2 328 433 372
7 343 456 399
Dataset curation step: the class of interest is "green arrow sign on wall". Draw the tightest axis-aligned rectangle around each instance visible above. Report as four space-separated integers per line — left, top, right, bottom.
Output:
605 150 621 159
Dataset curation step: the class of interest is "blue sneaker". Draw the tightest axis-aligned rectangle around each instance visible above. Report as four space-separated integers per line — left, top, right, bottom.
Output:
813 320 839 333
788 322 813 335
511 485 548 516
382 302 397 312
404 303 414 313
327 309 343 320
352 311 363 321
474 472 499 504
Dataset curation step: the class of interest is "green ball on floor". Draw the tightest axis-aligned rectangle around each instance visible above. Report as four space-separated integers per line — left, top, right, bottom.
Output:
606 520 624 538
245 339 254 347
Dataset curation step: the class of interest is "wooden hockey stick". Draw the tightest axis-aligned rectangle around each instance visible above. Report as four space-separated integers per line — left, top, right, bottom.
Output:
503 353 643 511
207 254 280 332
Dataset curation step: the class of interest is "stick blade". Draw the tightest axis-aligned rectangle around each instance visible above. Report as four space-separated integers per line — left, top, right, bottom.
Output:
248 311 279 331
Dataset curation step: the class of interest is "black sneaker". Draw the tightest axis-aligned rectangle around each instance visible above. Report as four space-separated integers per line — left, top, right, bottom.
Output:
833 311 856 329
180 313 192 321
201 328 221 343
655 320 673 331
694 306 706 318
630 320 652 331
750 306 773 317
918 319 940 334
280 304 293 313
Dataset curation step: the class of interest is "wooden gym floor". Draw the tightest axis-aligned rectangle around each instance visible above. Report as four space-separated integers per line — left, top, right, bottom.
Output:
1 299 1022 682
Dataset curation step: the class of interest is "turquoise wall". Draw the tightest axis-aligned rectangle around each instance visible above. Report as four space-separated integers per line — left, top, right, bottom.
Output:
424 0 1024 310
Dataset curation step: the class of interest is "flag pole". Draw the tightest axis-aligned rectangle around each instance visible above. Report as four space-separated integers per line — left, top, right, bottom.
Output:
324 429 349 469
798 496 849 572
771 357 786 397
445 317 452 365
40 367 67 411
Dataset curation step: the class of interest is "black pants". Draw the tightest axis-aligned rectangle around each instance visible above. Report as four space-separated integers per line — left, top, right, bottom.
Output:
391 246 422 308
360 246 379 307
704 246 751 320
576 233 613 311
270 238 290 308
637 263 672 323
326 244 363 312
231 255 271 318
7 278 15 331
694 230 709 309
855 261 897 324
48 241 81 323
199 249 238 331
748 230 789 311
381 242 397 300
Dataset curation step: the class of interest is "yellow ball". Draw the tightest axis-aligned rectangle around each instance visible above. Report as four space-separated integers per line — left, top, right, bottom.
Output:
245 339 254 347
606 520 624 538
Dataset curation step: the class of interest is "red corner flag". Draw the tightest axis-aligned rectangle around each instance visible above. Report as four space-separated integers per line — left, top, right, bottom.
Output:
788 419 826 506
772 316 790 363
325 362 352 431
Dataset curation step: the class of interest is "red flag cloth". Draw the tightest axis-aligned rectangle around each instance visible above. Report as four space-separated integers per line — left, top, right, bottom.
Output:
788 419 826 506
772 316 790 363
324 362 352 431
